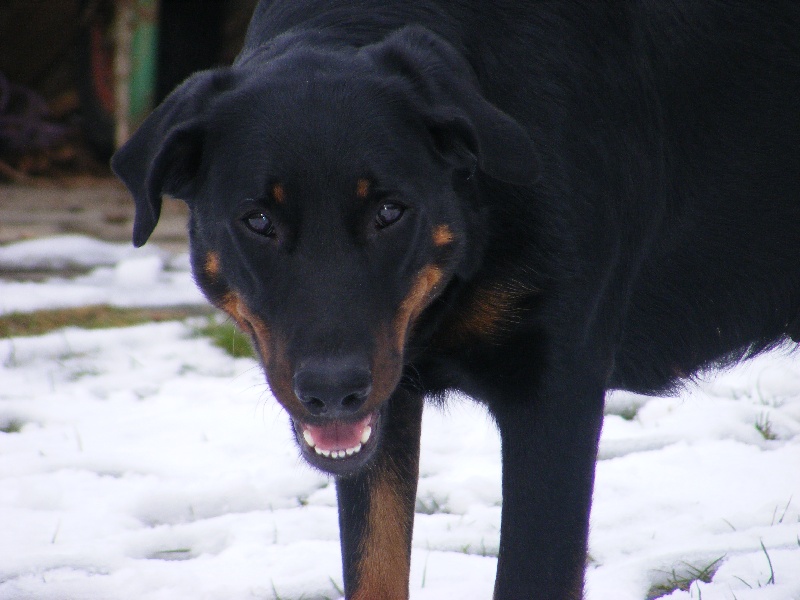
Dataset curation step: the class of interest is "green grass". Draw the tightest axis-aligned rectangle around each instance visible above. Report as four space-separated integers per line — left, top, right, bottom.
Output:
458 539 495 557
0 305 210 338
0 419 24 434
733 541 777 589
603 395 648 421
328 577 344 597
755 412 778 441
148 548 193 561
192 317 255 359
415 495 449 515
616 405 641 421
0 305 256 361
646 555 725 599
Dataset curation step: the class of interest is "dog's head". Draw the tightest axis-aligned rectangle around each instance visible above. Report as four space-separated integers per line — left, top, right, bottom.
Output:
112 26 537 475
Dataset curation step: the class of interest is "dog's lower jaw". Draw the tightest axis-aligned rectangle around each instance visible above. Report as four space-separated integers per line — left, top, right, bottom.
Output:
293 408 383 475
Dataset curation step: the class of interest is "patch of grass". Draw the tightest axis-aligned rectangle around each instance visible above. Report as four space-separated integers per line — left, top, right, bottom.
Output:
647 555 725 599
0 418 24 433
603 395 648 421
733 541 778 589
148 548 193 561
67 367 102 381
193 317 254 359
328 577 344 597
771 496 793 525
415 494 449 515
617 405 641 421
755 412 778 441
760 540 776 585
458 539 495 557
0 305 211 338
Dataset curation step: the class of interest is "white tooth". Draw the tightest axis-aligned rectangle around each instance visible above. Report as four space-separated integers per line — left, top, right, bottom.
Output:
315 447 323 455
360 426 372 444
332 451 341 459
303 430 315 447
320 449 331 457
345 447 355 456
354 443 362 453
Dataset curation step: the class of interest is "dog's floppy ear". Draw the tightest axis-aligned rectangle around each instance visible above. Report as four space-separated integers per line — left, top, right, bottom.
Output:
111 69 231 247
369 26 539 185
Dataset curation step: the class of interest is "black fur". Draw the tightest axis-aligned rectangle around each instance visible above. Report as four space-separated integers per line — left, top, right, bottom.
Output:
112 2 800 598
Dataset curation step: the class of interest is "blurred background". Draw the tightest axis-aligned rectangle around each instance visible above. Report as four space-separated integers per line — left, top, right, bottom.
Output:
0 0 258 251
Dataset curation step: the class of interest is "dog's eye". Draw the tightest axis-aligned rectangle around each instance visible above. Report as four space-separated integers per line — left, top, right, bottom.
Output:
375 204 405 229
243 212 275 237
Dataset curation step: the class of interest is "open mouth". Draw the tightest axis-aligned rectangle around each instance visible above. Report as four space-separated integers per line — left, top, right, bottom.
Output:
294 409 380 463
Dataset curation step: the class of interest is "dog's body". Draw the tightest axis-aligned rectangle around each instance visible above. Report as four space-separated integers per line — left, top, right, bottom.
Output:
112 2 800 598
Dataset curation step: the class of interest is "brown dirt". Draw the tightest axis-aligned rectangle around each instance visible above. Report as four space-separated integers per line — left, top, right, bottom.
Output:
0 177 189 254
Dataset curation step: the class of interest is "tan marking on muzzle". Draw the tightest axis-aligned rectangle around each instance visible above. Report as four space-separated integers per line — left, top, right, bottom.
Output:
219 292 251 334
363 267 444 412
352 466 411 600
356 178 371 199
366 323 403 411
393 265 443 353
204 251 221 279
219 292 300 412
432 224 455 246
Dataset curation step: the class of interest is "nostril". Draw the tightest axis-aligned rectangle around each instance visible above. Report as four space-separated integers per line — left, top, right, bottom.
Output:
342 392 367 410
305 396 326 415
293 357 372 417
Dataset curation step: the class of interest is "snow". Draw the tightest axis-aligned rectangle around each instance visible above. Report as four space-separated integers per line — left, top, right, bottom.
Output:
0 236 203 315
0 236 798 600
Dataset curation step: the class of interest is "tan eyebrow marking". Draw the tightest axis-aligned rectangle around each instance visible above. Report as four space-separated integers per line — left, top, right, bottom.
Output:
432 224 455 246
272 183 286 204
356 178 371 199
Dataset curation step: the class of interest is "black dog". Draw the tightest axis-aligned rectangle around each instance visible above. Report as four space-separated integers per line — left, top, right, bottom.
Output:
112 2 800 598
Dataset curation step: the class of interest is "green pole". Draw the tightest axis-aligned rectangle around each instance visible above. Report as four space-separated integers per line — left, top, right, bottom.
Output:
128 0 158 128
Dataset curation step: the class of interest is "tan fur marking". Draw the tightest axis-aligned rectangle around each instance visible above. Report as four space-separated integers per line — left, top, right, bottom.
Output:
356 178 371 199
456 287 516 341
367 324 403 412
204 251 221 278
432 224 455 246
219 292 298 412
272 183 286 204
265 334 299 412
220 292 250 333
447 279 538 345
393 265 444 352
352 468 411 600
234 298 272 364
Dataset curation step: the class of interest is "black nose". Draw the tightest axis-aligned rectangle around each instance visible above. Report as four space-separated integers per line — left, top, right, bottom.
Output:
293 356 372 417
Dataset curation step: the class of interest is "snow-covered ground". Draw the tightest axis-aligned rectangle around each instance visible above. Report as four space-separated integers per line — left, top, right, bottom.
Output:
0 236 798 600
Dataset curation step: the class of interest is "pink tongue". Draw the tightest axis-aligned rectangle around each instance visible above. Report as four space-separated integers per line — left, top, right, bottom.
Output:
306 414 371 452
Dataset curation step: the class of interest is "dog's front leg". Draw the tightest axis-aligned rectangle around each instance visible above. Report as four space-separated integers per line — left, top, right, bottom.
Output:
335 387 423 600
491 366 606 600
